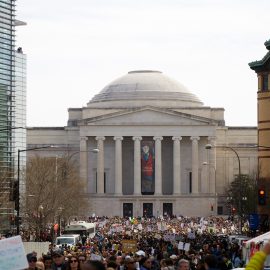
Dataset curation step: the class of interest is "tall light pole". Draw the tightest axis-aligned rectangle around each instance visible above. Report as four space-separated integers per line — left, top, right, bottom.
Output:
205 144 243 233
16 145 55 235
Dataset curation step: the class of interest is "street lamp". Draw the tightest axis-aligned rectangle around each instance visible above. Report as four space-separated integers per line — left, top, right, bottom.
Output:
205 144 243 233
66 148 99 160
203 161 217 214
16 145 55 235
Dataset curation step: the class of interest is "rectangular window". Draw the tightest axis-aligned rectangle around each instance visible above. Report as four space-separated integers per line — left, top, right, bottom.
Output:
163 203 173 217
123 203 133 217
189 172 192 193
143 203 153 217
262 74 269 91
104 172 106 193
217 206 223 215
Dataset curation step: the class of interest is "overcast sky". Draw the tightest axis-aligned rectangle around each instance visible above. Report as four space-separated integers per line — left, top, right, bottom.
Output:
16 0 270 127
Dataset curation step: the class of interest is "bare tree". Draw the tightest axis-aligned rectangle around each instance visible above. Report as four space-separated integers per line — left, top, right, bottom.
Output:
22 155 89 237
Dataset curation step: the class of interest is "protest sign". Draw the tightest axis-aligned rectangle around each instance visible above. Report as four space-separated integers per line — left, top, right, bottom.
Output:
122 240 137 252
0 236 28 270
90 253 102 261
184 243 190 252
178 241 184 250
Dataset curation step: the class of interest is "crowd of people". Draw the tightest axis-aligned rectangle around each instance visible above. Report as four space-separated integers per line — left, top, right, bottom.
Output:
23 215 255 270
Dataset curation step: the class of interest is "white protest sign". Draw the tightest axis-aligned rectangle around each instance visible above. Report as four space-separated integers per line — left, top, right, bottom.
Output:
90 253 102 261
178 241 184 250
184 243 190 252
0 236 28 270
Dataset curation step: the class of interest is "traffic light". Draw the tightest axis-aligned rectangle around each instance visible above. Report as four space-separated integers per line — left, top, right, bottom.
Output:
258 189 266 205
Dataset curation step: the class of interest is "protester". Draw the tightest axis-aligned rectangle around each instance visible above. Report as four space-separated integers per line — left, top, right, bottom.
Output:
177 259 190 270
245 241 270 270
67 255 81 270
26 252 38 270
139 257 152 270
43 254 53 270
51 249 68 270
82 260 106 270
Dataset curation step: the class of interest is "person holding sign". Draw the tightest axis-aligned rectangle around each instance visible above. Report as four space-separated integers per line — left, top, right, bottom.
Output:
245 241 270 270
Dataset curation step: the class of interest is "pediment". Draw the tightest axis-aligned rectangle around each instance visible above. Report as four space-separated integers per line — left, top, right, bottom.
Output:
81 107 216 126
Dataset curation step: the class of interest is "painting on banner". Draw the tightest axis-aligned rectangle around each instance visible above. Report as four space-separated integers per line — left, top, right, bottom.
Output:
141 140 155 194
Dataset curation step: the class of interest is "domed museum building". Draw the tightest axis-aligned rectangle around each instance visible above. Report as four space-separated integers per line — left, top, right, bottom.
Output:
27 70 257 217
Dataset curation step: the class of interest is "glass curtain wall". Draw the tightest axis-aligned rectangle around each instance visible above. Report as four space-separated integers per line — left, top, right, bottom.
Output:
0 0 16 231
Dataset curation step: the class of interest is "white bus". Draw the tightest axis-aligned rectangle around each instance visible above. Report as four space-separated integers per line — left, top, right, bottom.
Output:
64 221 96 239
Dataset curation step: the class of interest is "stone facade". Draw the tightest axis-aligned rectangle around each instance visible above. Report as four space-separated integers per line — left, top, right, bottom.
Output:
26 71 257 217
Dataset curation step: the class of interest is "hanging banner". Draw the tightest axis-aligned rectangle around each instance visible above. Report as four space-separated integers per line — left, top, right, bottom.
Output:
141 140 155 194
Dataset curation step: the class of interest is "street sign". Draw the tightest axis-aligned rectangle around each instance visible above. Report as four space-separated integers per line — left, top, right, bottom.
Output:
249 213 259 230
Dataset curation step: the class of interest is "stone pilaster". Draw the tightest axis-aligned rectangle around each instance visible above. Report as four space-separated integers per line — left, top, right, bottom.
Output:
95 136 105 194
80 137 88 193
114 136 123 195
172 136 182 195
190 136 200 194
153 136 163 195
133 136 142 195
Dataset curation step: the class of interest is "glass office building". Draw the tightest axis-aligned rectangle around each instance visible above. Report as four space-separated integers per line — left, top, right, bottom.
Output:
0 0 27 231
0 0 16 169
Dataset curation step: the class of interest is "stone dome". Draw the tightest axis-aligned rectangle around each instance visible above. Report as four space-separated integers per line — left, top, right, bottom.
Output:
87 70 203 108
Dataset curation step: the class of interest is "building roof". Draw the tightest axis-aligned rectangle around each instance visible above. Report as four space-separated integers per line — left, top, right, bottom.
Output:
88 70 203 108
249 39 270 72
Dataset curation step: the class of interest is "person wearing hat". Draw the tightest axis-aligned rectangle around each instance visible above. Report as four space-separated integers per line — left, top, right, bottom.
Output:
51 249 68 270
26 252 38 270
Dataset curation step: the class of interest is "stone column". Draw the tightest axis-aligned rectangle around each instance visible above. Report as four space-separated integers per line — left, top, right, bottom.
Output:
80 136 88 193
95 136 105 194
154 136 163 195
114 136 123 195
172 136 182 195
190 136 200 194
133 136 142 195
208 136 217 194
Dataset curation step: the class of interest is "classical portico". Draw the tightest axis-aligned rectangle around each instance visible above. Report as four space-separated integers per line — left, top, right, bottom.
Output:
27 70 258 217
76 70 223 216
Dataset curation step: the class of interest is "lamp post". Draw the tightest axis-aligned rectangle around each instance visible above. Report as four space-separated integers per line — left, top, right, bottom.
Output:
58 206 64 236
38 205 44 241
16 145 55 235
203 161 217 214
205 144 243 233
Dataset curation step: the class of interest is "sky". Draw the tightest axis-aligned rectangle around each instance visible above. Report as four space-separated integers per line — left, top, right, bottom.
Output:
16 0 270 127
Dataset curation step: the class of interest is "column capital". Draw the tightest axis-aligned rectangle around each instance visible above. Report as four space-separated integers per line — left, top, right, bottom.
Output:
153 136 163 141
113 136 123 141
172 136 182 141
132 136 142 141
80 136 88 141
190 136 200 141
95 136 105 141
